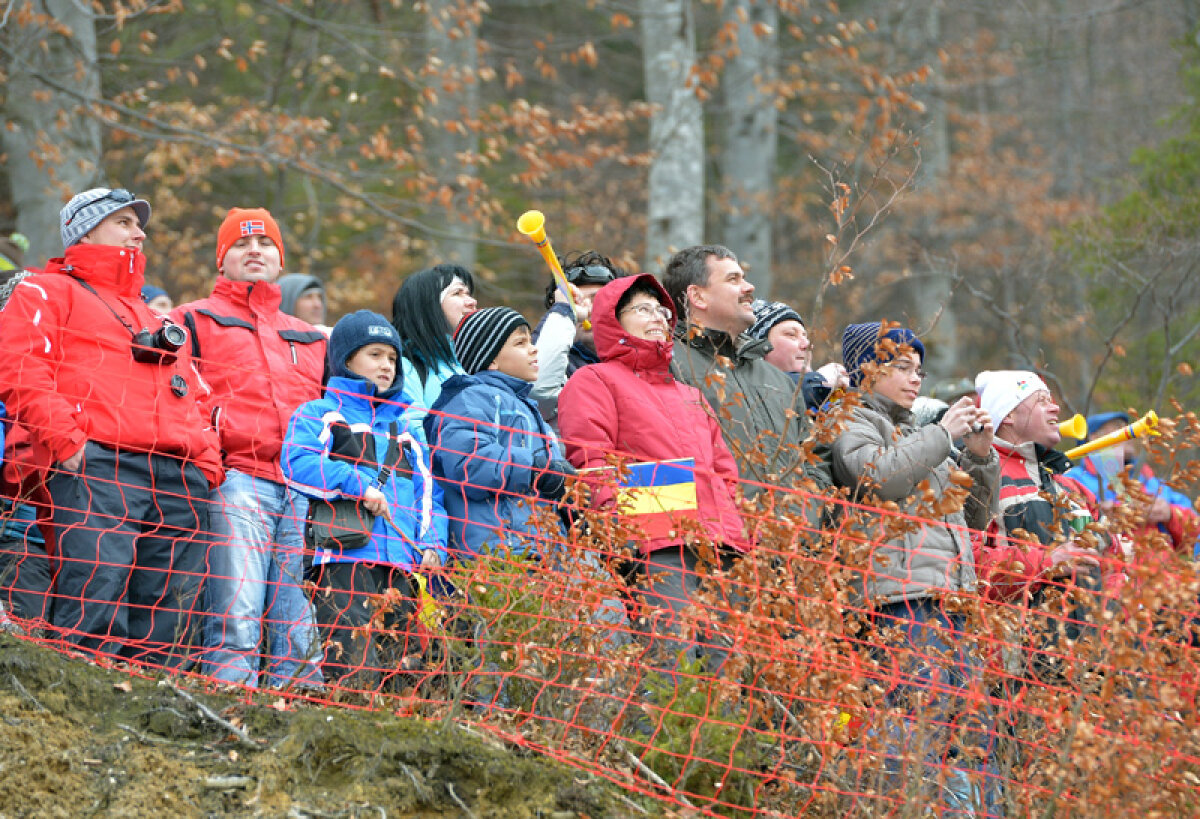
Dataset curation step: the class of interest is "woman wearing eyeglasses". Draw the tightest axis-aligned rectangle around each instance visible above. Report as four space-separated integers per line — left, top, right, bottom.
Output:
530 251 622 428
830 321 1000 811
558 274 746 673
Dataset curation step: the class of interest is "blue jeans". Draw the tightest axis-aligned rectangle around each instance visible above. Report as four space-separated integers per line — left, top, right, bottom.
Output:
872 599 1000 816
202 470 320 688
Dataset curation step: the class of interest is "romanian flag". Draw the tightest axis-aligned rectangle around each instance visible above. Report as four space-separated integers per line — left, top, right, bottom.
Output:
615 458 698 540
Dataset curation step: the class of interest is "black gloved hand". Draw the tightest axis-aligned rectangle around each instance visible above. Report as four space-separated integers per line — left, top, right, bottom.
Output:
534 457 576 501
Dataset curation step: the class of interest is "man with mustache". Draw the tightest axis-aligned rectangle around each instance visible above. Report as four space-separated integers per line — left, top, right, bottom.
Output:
661 245 832 501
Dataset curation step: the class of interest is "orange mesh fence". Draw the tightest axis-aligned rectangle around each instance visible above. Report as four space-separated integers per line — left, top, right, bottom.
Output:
1 390 1199 817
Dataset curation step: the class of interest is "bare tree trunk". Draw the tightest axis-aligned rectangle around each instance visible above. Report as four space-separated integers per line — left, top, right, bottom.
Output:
1 0 102 267
719 0 778 296
641 0 704 274
423 0 480 267
897 3 958 379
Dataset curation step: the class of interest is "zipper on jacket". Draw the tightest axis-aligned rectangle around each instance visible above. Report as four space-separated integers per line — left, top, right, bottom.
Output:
289 341 297 364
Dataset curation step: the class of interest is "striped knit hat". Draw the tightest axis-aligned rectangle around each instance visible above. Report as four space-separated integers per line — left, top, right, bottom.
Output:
841 321 925 388
747 299 804 341
453 306 529 375
60 187 151 250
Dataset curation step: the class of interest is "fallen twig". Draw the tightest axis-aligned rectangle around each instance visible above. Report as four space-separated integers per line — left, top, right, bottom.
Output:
445 782 477 819
117 722 172 745
203 775 255 789
624 749 697 811
159 678 259 749
9 673 47 712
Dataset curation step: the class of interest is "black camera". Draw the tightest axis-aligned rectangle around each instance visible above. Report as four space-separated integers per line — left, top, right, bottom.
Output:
131 320 188 365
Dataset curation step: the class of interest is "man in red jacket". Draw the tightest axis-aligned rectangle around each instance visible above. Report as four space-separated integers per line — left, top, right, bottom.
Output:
172 208 326 688
0 187 223 666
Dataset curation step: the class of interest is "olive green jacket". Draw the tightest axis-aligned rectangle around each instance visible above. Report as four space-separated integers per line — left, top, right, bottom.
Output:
670 326 833 499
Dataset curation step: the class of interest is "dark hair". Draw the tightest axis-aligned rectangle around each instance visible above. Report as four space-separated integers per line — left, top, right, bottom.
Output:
391 264 475 380
615 281 667 317
661 244 737 324
543 250 626 309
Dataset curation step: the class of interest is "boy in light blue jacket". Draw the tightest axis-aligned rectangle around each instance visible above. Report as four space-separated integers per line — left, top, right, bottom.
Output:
425 307 576 561
283 311 447 687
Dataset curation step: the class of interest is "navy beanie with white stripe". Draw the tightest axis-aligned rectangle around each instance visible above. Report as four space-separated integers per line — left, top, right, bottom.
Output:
841 321 925 388
329 310 402 381
453 307 529 374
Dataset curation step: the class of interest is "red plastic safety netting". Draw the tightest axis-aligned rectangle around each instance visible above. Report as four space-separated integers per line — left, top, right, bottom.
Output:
2 387 1199 818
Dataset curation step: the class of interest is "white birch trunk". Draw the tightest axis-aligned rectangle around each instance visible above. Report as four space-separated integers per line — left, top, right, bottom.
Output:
1 0 102 266
424 0 480 267
641 0 704 274
720 0 778 296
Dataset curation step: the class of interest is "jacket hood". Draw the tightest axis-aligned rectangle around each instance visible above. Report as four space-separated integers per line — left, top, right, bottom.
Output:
591 274 675 372
50 244 146 299
995 437 1072 475
432 370 532 413
326 373 411 406
278 273 325 316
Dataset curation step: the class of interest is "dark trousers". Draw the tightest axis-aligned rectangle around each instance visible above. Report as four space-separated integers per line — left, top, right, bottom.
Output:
312 561 419 689
872 598 999 812
46 443 208 667
630 543 739 674
0 515 53 624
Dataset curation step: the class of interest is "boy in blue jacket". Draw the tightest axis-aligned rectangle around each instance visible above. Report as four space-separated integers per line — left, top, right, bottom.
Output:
426 307 576 561
283 311 448 688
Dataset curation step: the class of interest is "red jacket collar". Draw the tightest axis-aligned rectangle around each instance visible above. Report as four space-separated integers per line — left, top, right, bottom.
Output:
47 244 145 299
591 274 674 376
212 276 283 314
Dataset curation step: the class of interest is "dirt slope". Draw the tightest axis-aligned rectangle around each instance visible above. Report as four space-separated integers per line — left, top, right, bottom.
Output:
0 634 652 818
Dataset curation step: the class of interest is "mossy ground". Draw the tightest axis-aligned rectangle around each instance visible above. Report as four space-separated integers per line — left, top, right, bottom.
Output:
0 634 656 817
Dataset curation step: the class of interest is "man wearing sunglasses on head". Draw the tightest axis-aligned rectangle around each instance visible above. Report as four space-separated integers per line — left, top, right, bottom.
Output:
530 250 625 428
0 187 223 667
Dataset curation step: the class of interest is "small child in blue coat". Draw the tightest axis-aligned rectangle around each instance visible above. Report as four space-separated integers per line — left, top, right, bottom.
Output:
283 311 448 687
426 307 576 562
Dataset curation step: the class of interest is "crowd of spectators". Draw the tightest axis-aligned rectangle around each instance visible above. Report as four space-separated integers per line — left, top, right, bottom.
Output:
0 185 1197 810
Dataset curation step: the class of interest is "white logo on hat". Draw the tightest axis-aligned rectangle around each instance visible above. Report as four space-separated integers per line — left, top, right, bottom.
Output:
368 325 392 337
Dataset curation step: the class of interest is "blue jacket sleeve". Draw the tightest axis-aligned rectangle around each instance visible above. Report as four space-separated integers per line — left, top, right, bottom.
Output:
281 401 374 500
430 387 538 501
402 425 449 563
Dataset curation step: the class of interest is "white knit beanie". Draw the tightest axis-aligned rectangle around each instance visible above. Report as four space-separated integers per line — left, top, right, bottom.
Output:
974 370 1049 427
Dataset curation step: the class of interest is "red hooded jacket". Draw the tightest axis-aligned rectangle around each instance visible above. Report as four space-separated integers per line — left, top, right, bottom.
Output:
0 244 223 488
172 277 326 484
558 274 747 553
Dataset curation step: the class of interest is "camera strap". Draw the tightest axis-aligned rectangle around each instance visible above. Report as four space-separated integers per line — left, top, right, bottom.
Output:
373 421 403 489
66 275 142 341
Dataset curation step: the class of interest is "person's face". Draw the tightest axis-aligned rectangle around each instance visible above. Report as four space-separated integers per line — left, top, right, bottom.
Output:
345 343 398 392
687 256 755 335
764 320 811 374
1002 390 1061 448
618 293 672 341
294 290 325 325
488 325 538 381
146 294 173 314
1095 419 1138 462
871 351 924 410
441 280 478 330
221 235 282 283
80 206 145 250
574 282 604 345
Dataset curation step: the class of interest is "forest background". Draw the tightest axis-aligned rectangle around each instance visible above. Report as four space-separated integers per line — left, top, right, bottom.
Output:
3 0 1200 420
